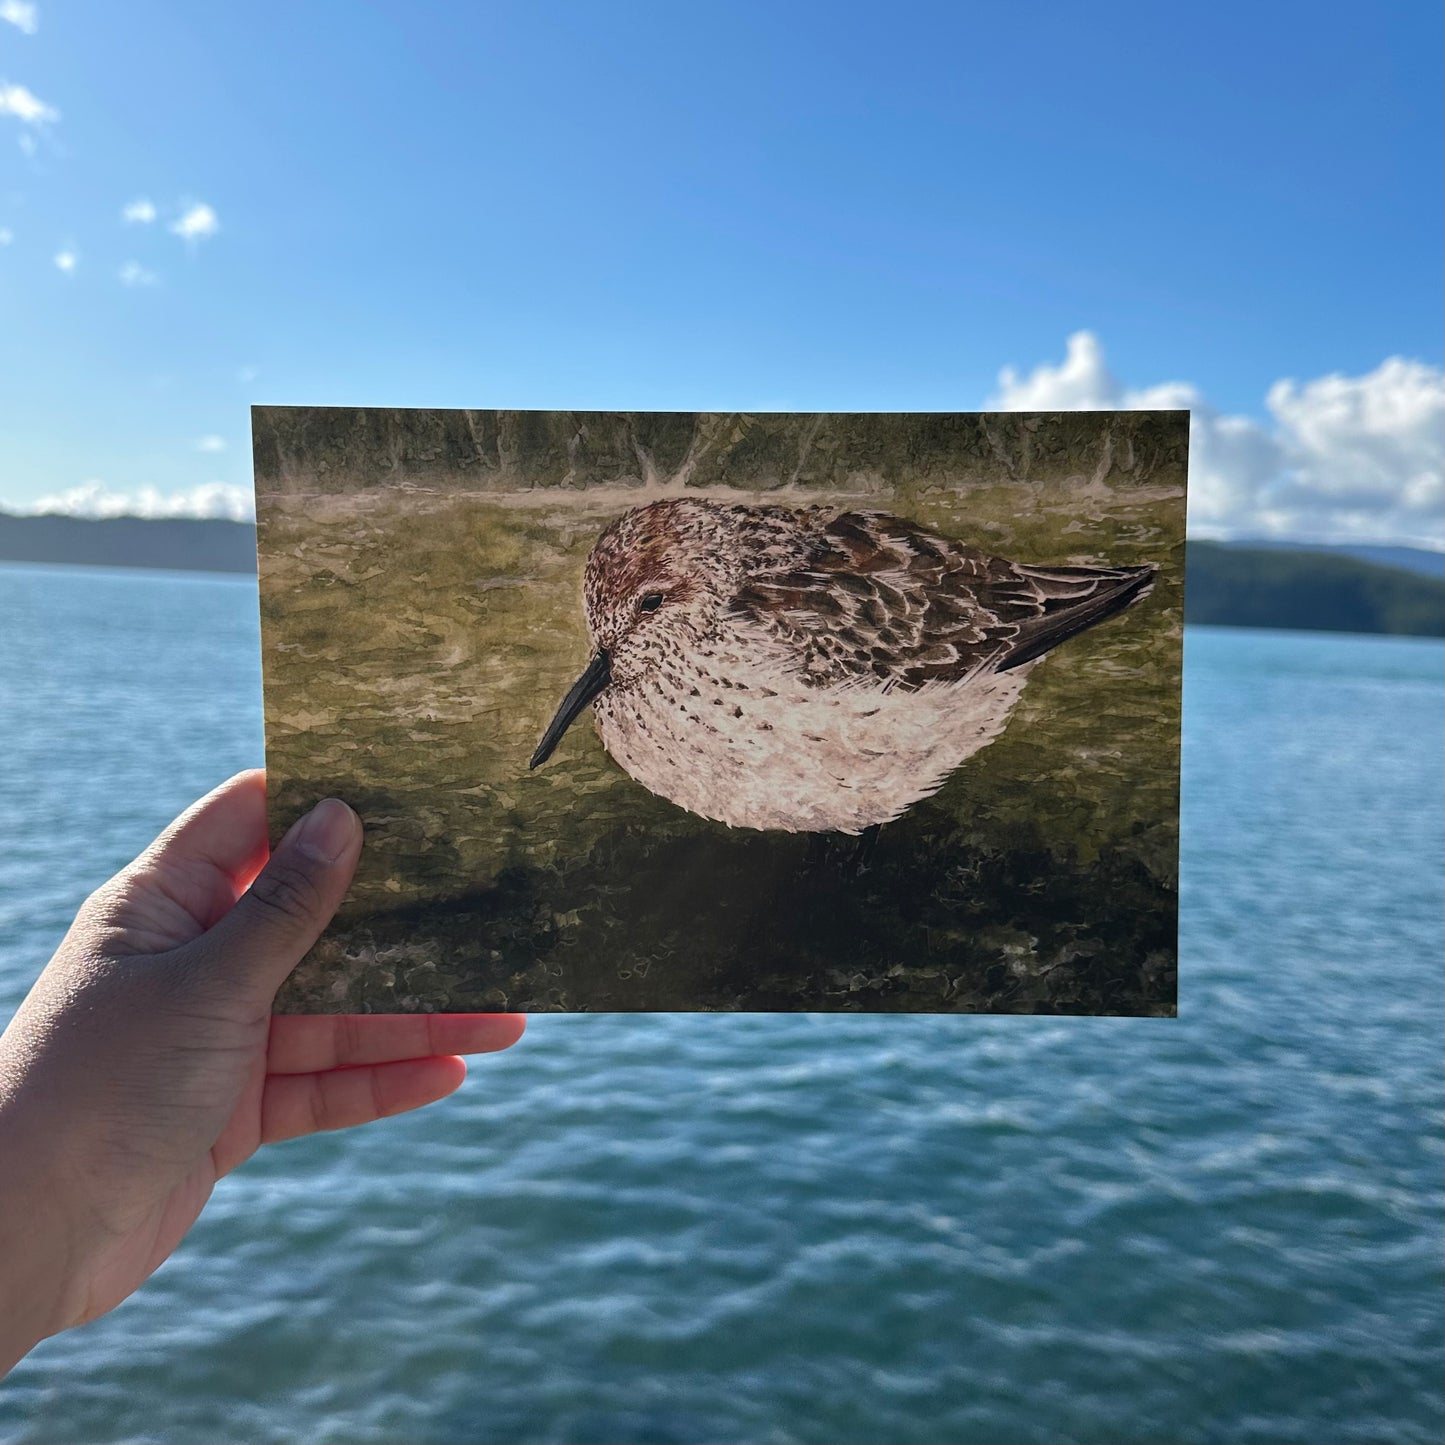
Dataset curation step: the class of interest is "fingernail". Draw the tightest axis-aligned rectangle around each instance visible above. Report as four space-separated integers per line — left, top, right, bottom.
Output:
291 798 359 864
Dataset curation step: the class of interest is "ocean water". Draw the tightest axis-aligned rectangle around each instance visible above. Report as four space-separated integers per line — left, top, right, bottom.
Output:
0 561 1441 1445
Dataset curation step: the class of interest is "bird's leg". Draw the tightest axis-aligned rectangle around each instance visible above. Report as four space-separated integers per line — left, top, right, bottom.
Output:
802 827 881 876
847 824 882 876
803 831 832 872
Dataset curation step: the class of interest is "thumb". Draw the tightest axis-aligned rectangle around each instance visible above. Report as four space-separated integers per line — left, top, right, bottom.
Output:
195 798 362 1004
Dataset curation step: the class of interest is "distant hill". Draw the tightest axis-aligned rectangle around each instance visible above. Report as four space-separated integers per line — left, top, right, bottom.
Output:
1222 538 1445 579
2 511 1441 639
0 512 256 574
1188 541 1443 637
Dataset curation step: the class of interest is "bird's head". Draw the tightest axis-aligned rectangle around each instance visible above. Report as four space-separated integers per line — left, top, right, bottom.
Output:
529 499 735 769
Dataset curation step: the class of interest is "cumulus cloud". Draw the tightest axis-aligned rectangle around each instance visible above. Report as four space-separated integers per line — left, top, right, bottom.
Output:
0 1 38 34
118 260 158 287
29 481 255 522
0 80 58 125
1264 361 1445 534
52 245 75 272
121 197 156 224
170 201 219 241
993 331 1122 412
195 435 226 452
991 332 1445 547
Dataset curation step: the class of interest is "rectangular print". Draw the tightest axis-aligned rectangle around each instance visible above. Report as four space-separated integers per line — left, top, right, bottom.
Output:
255 409 1186 1015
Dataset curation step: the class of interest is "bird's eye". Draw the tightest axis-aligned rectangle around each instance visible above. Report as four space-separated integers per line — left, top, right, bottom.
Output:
638 592 664 613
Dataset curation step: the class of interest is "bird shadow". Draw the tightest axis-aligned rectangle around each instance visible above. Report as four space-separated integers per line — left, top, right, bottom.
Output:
310 805 1177 1016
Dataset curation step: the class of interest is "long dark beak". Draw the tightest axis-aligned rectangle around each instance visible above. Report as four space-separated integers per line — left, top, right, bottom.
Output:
529 649 612 769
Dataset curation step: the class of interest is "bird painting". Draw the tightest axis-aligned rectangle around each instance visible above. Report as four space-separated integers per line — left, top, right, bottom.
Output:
530 498 1157 838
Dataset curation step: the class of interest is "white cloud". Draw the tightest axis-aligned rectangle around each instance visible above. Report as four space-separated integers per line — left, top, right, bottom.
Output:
238 364 260 383
990 331 1445 547
195 435 226 452
1 2 39 34
118 260 158 287
121 197 156 224
0 81 58 125
29 481 255 522
52 245 75 272
0 226 12 245
170 201 219 241
994 331 1122 411
1265 360 1445 529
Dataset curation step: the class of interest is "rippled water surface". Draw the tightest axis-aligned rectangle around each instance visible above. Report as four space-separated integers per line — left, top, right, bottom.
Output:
1 562 1441 1445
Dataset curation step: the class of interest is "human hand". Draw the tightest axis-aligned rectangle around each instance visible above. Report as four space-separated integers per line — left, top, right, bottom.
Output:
0 770 524 1374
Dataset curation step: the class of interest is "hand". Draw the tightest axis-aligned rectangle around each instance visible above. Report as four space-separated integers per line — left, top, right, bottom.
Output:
0 770 524 1374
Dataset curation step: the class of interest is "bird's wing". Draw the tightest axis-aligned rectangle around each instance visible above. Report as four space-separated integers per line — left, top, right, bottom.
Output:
728 509 1156 689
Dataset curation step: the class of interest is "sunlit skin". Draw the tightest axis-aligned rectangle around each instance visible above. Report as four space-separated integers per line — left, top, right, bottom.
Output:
0 771 525 1375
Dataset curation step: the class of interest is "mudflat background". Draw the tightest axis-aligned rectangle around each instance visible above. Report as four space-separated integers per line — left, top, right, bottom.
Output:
254 409 1186 1015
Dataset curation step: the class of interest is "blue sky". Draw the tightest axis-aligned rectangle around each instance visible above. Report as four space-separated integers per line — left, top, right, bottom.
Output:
2 1 1442 541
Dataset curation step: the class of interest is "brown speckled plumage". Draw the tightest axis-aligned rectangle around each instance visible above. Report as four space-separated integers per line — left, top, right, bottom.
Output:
537 498 1156 834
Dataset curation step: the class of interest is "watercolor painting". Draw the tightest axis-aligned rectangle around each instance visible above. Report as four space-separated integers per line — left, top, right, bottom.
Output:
254 408 1187 1015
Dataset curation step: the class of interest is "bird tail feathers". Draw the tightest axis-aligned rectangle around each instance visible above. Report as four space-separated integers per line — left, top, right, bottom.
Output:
997 563 1157 672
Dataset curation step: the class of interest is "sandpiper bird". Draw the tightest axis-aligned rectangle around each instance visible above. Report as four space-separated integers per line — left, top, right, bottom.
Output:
530 499 1156 835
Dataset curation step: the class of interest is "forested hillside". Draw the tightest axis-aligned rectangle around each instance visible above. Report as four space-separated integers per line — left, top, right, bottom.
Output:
2 512 1440 638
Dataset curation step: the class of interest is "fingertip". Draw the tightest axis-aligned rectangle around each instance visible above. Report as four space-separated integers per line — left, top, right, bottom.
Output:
198 769 268 816
428 1012 527 1057
496 1013 527 1049
401 1054 467 1109
288 797 363 866
202 798 364 998
135 770 272 901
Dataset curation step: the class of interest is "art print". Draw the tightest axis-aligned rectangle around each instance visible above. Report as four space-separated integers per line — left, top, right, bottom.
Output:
255 409 1186 1015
